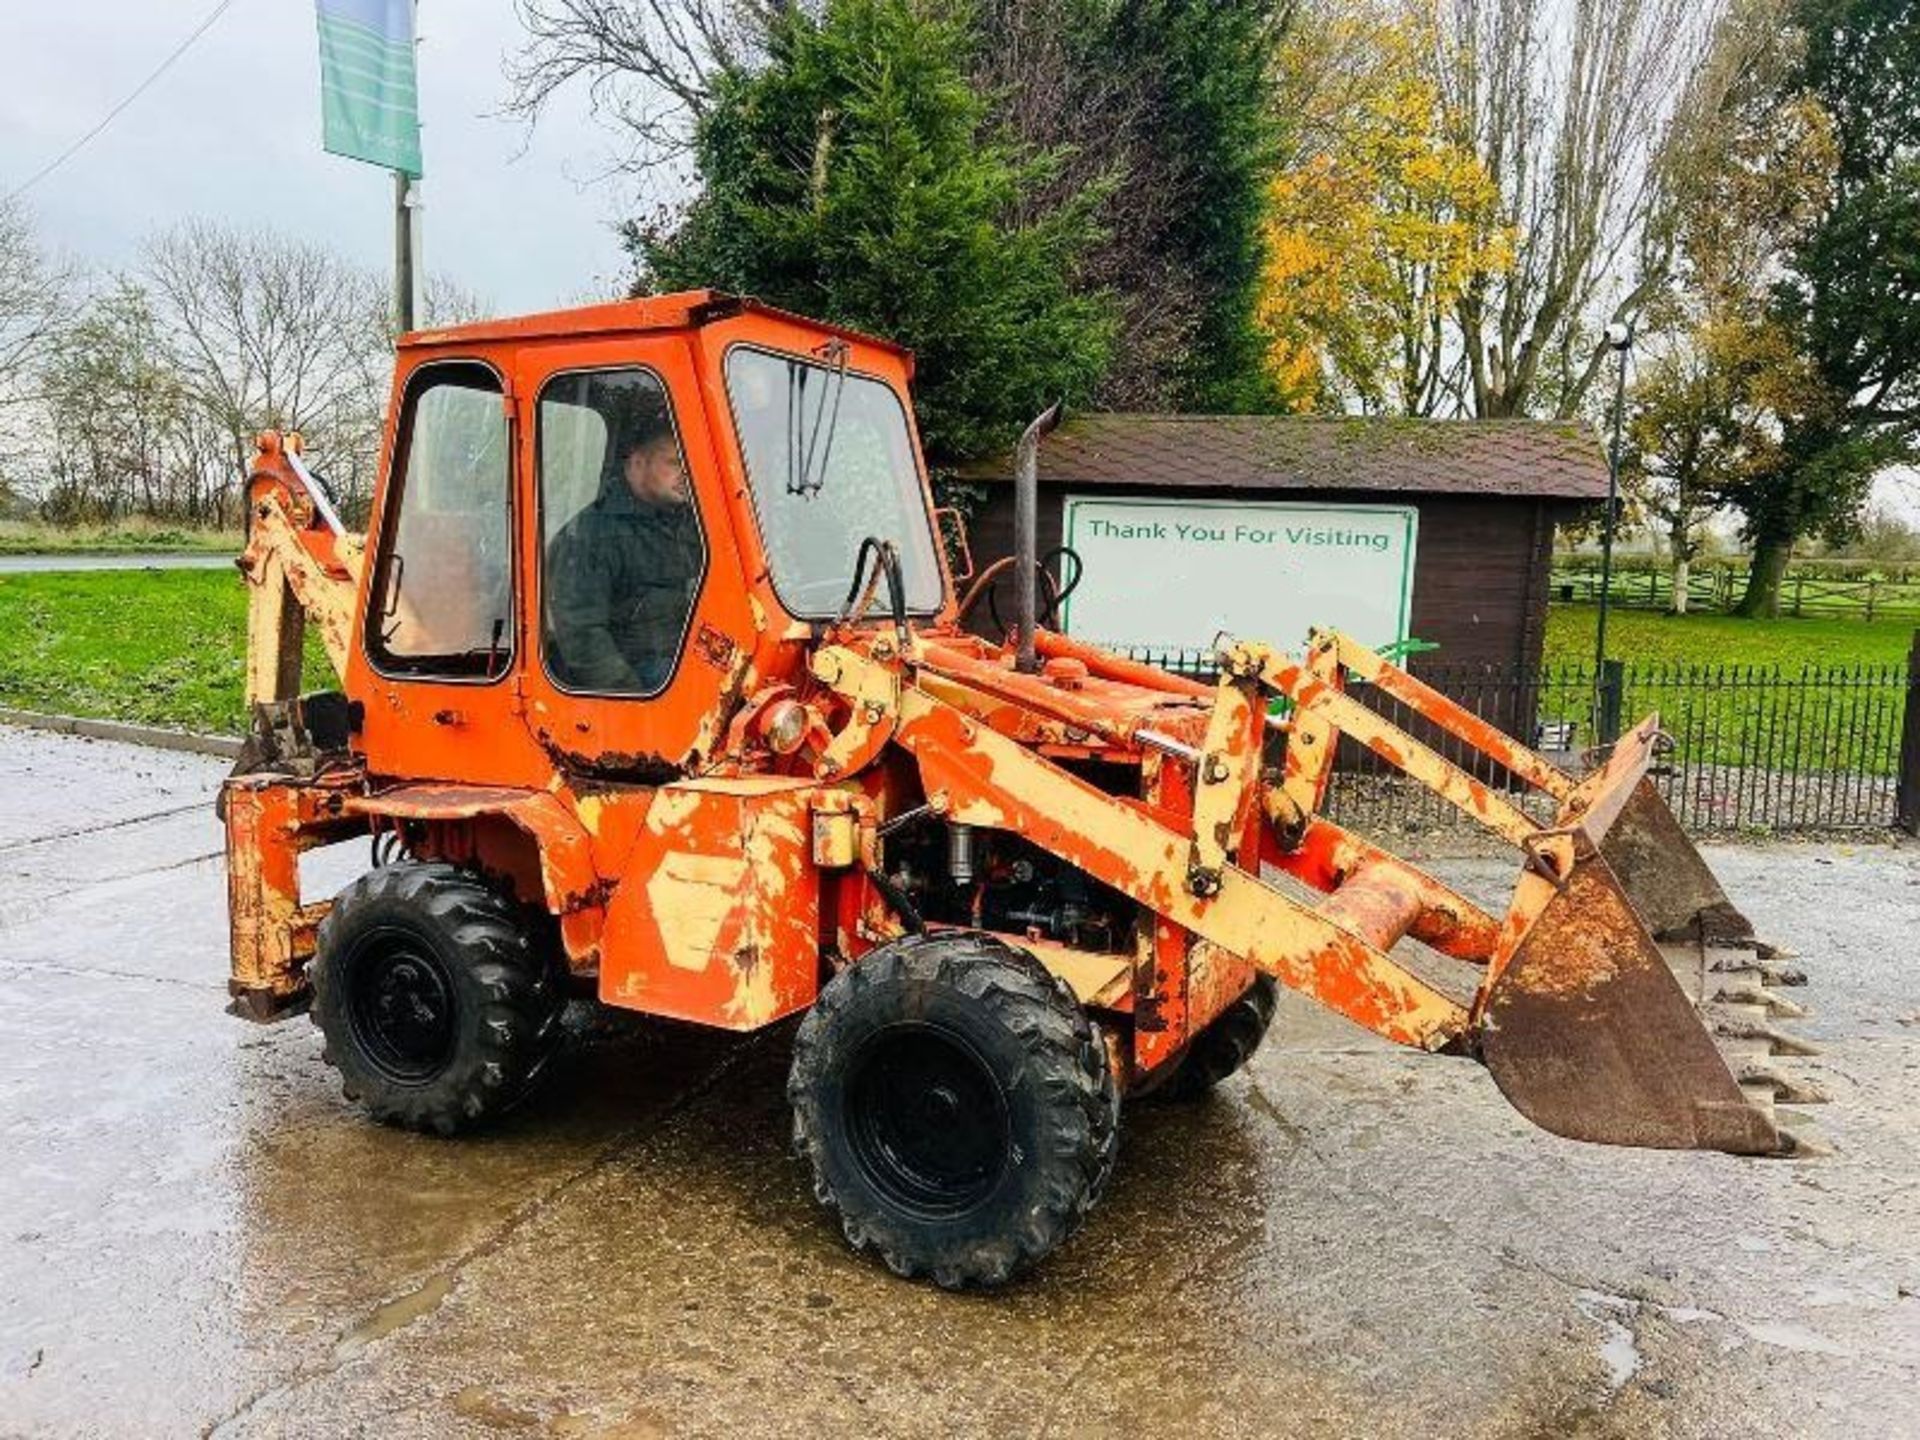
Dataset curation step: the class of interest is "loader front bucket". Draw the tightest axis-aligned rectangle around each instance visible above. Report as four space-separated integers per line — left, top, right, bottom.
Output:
1475 720 1792 1156
1594 775 1753 944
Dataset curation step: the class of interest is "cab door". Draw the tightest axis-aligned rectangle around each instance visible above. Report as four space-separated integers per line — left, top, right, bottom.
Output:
516 335 759 779
350 356 549 786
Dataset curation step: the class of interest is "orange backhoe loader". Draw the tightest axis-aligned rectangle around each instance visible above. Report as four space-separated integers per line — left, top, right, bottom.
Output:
222 292 1820 1287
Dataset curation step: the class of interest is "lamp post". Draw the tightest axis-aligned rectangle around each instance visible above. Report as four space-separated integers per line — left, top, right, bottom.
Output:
1592 320 1633 746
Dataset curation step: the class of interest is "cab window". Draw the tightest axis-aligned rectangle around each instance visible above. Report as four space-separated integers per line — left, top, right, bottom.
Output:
538 368 706 696
367 362 513 678
725 346 942 618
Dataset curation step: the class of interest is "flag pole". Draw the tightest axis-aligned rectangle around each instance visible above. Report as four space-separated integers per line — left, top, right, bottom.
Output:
393 0 421 332
317 0 425 332
393 171 415 332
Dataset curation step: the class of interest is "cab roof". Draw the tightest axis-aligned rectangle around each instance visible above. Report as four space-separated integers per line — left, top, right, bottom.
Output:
397 289 915 373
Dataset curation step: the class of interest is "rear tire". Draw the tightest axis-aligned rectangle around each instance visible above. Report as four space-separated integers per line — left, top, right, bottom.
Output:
788 932 1119 1288
1153 975 1279 1102
311 861 565 1135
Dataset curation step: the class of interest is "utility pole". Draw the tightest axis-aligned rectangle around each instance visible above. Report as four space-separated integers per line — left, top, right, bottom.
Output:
317 0 425 332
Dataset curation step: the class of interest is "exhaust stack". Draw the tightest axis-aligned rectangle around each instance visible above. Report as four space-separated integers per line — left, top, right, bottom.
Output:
1012 402 1062 674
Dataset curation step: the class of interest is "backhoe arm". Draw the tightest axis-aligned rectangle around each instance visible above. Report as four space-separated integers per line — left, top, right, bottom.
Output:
237 430 362 705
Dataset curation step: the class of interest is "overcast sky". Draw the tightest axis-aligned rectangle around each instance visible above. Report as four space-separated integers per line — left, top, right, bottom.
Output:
1 0 636 313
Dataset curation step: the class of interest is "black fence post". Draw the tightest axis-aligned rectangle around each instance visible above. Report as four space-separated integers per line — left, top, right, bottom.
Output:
1598 658 1626 746
1898 630 1920 836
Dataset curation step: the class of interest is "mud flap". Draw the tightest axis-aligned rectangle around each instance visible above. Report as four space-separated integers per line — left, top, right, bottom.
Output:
1479 853 1779 1155
1596 777 1753 943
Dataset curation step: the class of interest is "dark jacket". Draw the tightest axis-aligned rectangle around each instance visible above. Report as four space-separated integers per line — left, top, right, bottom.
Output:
545 480 703 693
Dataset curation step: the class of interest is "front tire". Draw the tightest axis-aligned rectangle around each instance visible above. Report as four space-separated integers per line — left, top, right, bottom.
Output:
788 932 1119 1288
311 861 564 1135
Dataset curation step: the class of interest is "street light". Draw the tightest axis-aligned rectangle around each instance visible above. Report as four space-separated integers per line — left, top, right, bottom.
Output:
1593 320 1633 747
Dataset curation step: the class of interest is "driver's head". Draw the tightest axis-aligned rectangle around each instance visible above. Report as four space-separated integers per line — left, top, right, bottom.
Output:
619 413 687 506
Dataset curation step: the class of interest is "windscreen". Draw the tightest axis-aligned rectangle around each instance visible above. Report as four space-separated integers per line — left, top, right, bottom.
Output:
725 346 943 618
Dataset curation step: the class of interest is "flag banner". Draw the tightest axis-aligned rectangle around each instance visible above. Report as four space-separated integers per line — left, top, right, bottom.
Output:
316 0 421 176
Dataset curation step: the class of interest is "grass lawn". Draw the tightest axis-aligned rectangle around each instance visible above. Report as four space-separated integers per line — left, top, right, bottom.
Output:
1541 604 1910 777
1544 603 1915 672
0 570 328 734
0 519 241 557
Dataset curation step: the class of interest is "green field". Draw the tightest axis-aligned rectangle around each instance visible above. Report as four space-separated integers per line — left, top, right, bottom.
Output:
1539 604 1909 777
0 569 326 734
1544 603 1915 671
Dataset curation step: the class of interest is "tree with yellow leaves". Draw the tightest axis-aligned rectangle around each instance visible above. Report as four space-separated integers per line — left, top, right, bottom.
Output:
1258 4 1510 414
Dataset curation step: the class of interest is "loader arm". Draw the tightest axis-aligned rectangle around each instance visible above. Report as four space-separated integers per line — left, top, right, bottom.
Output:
820 643 1470 1049
817 628 1814 1157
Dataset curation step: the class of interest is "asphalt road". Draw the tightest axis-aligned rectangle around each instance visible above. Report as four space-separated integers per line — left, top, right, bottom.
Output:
0 552 232 574
1 725 1915 1439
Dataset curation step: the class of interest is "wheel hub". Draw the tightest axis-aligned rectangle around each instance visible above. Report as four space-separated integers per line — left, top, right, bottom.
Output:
348 933 456 1082
845 1025 1010 1219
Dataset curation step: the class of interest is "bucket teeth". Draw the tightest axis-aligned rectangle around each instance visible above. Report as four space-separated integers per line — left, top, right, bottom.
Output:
1711 1015 1822 1058
1711 953 1807 987
1713 983 1809 1020
1737 1062 1830 1106
1662 930 1826 1158
1773 1120 1835 1159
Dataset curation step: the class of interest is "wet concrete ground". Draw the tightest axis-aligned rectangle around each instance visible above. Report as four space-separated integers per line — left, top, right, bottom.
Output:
0 553 233 574
1 724 1916 1439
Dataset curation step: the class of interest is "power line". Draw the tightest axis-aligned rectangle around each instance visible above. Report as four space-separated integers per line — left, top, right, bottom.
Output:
4 0 243 204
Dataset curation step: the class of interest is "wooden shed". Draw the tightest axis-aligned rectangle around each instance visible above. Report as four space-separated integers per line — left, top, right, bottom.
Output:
958 414 1609 677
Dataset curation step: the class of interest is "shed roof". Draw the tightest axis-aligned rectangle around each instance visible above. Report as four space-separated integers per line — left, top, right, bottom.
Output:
964 413 1610 500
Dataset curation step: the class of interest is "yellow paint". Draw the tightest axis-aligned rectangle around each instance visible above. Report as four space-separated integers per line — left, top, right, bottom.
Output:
811 809 858 868
1007 933 1132 1007
643 787 707 836
646 851 749 970
576 794 606 836
1190 672 1261 882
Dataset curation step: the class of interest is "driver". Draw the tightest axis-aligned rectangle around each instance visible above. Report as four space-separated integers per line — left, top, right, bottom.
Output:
546 412 702 693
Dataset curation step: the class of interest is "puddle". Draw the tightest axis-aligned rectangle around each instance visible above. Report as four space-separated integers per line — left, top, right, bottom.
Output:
334 1271 455 1360
1573 1290 1643 1395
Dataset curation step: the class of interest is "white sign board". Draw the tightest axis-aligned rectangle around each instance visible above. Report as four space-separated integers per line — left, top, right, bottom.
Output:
1060 496 1418 653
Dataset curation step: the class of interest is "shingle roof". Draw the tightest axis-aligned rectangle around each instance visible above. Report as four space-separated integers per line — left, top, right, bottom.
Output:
961 413 1610 500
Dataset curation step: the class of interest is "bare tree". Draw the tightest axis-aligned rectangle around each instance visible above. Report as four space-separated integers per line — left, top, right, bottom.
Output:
142 221 394 522
0 198 74 507
968 0 1218 409
504 0 782 174
0 197 70 385
36 279 193 522
1436 0 1756 419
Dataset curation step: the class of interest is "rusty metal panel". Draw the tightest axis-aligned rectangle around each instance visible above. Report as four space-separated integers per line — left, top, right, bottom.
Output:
1592 776 1753 943
601 779 823 1029
224 775 364 1022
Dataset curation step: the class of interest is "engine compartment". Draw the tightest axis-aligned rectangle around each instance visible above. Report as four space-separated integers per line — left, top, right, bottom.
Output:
877 759 1142 955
